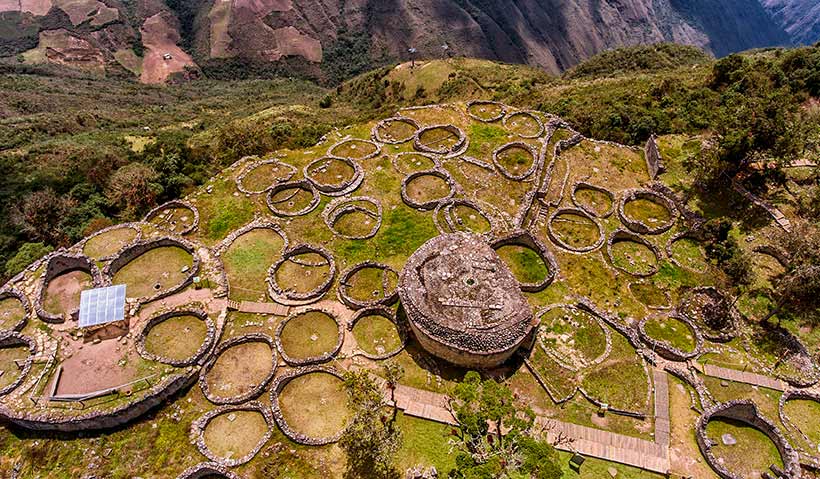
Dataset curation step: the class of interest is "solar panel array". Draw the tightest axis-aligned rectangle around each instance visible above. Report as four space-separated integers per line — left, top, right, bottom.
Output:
78 284 126 328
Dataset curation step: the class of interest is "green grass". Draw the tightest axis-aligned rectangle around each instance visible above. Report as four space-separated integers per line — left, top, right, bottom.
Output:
628 281 670 308
352 313 402 356
496 245 549 285
623 198 672 225
642 316 696 352
465 123 509 159
670 238 709 272
574 187 613 217
610 240 658 275
395 413 457 474
783 398 820 447
111 246 193 299
705 418 783 478
143 315 208 361
222 228 286 301
550 212 601 249
505 112 541 137
279 311 339 360
0 345 28 389
580 331 650 413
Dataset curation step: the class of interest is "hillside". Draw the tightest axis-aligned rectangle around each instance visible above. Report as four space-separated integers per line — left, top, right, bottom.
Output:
763 0 820 45
0 0 803 84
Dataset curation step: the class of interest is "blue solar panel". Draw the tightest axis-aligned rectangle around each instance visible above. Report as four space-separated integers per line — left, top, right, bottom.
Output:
78 285 126 328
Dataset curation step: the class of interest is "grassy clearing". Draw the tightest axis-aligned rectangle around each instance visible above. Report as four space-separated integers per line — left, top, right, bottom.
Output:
268 186 317 214
465 123 509 158
279 372 349 438
143 315 208 361
394 153 437 173
203 410 269 460
223 229 286 301
466 102 505 122
539 306 607 365
205 341 274 398
329 139 378 159
378 119 417 142
43 270 91 316
0 297 26 330
574 187 613 217
82 226 137 259
405 174 451 204
550 212 601 249
148 207 196 235
395 413 457 474
346 266 392 302
305 157 356 187
670 238 709 272
628 281 670 308
332 208 378 238
784 398 820 447
239 162 294 192
450 204 491 233
198 177 257 242
495 144 534 174
279 310 339 360
274 254 331 296
496 245 549 285
705 418 783 478
352 314 402 356
610 240 658 275
417 127 461 152
642 316 696 352
0 345 28 389
112 246 193 299
505 112 541 137
623 198 672 225
581 331 649 413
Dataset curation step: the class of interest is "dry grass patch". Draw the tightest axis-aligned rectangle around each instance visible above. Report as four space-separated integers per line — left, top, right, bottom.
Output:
417 127 460 152
149 207 196 234
112 246 193 299
240 162 293 192
205 341 274 398
329 140 377 160
623 198 672 225
144 315 208 362
274 253 331 296
550 212 601 249
0 297 27 330
279 311 339 360
43 270 91 316
203 410 268 460
223 229 285 301
83 226 138 259
0 345 28 389
670 238 709 272
574 187 613 217
405 174 451 205
279 372 350 438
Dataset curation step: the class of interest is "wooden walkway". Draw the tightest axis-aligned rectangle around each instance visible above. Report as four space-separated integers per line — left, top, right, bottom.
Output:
235 301 290 316
699 363 787 391
653 369 671 448
387 375 671 474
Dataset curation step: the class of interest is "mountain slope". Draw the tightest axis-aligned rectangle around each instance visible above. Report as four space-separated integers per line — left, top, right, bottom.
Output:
0 0 795 83
762 0 820 45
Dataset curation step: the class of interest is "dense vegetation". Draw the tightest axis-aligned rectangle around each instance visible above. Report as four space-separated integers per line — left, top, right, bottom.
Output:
0 44 818 285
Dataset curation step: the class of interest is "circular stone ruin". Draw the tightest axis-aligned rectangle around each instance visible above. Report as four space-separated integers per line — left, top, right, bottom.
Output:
503 111 545 138
81 223 141 261
606 229 661 277
392 152 441 175
536 304 611 372
199 333 277 405
0 288 30 332
466 100 507 122
337 261 398 310
265 180 320 217
398 233 536 368
275 307 344 366
136 309 215 367
492 142 538 181
697 400 800 479
236 158 296 194
193 401 273 467
491 230 558 292
176 462 244 479
678 287 738 342
433 199 497 238
413 124 468 156
779 390 820 451
105 237 199 303
36 253 104 323
267 244 336 305
349 306 406 360
303 156 364 197
637 314 702 361
0 331 36 396
144 200 200 236
328 139 381 161
401 169 457 211
547 207 605 253
372 116 419 144
618 189 678 235
571 181 616 218
322 196 382 240
666 232 710 273
269 365 350 445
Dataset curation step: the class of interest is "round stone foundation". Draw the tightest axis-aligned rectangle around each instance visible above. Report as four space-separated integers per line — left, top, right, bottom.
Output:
398 233 536 368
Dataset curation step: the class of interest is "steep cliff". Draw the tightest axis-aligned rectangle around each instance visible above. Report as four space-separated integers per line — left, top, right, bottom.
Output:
762 0 820 45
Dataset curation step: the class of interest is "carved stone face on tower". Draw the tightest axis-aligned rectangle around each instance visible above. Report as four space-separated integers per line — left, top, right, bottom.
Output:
399 233 536 368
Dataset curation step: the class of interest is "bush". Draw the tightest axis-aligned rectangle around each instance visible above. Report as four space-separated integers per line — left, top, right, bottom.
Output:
5 242 53 277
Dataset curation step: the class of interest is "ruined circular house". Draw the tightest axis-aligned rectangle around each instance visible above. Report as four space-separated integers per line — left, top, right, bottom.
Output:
398 233 536 368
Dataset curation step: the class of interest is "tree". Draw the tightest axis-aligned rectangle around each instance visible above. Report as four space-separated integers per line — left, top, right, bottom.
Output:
11 188 76 246
105 163 162 218
5 242 53 277
448 372 562 479
766 221 820 323
340 368 402 479
701 218 753 287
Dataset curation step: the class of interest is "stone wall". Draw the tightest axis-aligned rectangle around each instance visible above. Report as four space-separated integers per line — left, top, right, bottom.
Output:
0 287 31 332
275 307 343 366
143 200 200 236
135 308 216 367
192 401 274 467
199 333 277 405
35 252 106 323
644 134 664 180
